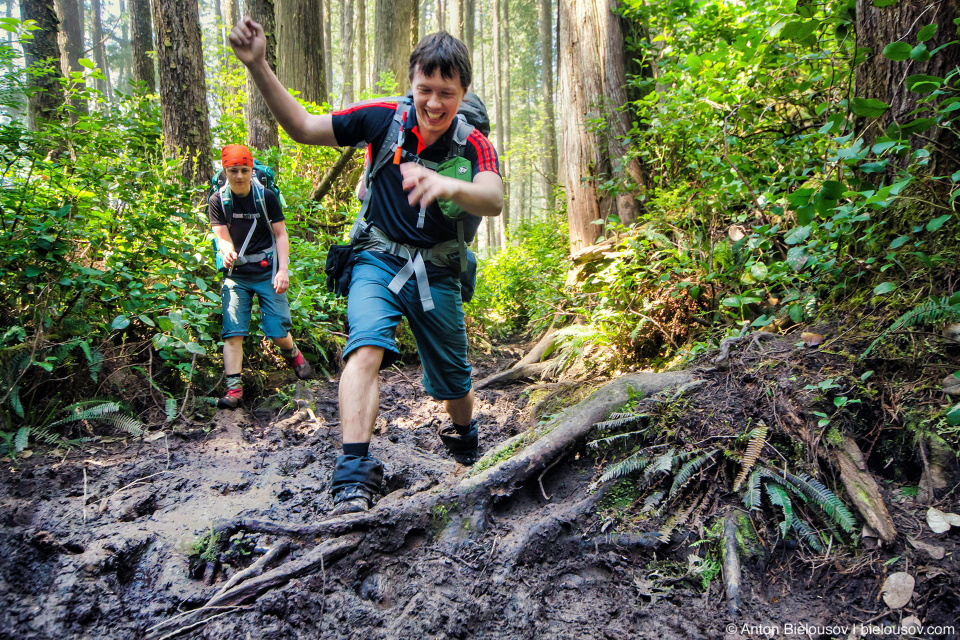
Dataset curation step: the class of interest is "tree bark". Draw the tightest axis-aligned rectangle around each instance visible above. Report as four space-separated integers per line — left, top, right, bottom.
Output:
322 0 332 104
462 0 473 60
539 0 557 211
558 0 643 253
244 0 279 150
499 0 510 246
491 0 503 250
855 0 960 176
340 0 355 106
53 0 87 116
90 0 112 99
449 0 461 39
19 0 65 127
276 0 325 104
374 0 416 93
357 0 366 94
129 0 154 92
152 0 214 184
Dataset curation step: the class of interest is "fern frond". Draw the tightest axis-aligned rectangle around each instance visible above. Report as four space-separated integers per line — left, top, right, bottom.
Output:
588 429 648 449
669 450 717 498
742 470 763 511
862 296 960 358
642 490 664 513
9 385 24 418
598 450 653 484
659 492 702 541
14 426 29 452
791 518 825 553
594 414 645 430
733 423 768 491
644 448 678 482
49 401 122 427
31 424 61 445
165 398 177 423
779 470 857 533
765 482 794 537
99 413 145 437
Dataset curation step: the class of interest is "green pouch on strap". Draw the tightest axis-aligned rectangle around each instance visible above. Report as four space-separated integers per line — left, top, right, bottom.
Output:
436 156 473 222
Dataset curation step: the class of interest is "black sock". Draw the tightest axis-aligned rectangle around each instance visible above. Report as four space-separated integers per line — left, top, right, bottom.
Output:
453 421 473 435
343 442 370 457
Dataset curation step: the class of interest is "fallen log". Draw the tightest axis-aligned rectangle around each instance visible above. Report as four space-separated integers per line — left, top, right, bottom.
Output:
831 436 897 545
311 147 358 202
475 324 560 389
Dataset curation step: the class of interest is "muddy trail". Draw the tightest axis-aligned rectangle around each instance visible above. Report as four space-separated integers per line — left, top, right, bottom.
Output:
1 341 959 640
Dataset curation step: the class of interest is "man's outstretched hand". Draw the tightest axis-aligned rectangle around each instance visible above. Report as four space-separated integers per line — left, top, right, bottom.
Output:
228 16 266 67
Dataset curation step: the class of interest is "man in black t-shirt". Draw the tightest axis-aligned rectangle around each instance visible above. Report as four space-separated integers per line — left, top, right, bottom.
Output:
209 144 313 409
230 21 503 515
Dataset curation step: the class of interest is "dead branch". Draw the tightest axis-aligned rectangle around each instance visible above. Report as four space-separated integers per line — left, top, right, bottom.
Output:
712 331 779 370
311 147 358 202
475 323 561 389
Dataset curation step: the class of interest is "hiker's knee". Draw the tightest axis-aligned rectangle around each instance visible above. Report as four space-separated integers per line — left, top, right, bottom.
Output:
345 345 385 375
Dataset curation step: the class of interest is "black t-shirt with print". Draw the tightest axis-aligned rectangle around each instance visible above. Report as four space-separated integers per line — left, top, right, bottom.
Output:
208 188 284 257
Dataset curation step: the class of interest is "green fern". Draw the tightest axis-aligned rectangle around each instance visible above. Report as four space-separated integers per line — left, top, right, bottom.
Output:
642 490 664 513
777 470 857 533
733 423 768 491
862 295 960 358
50 401 145 437
669 450 717 498
14 426 29 452
588 429 648 449
764 482 795 537
791 518 825 553
598 450 653 484
742 470 763 511
594 414 645 431
644 448 678 482
99 413 145 437
165 398 177 423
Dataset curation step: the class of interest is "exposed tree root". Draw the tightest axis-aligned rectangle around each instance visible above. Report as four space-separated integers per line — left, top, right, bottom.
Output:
917 434 959 504
476 324 561 389
711 331 778 370
722 515 741 617
201 371 695 609
831 436 897 545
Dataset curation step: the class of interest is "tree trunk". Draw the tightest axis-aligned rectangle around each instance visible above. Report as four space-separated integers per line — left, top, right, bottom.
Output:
152 0 213 184
449 0 461 39
491 0 503 250
462 0 473 60
357 0 366 94
435 0 443 31
129 0 154 92
276 0 325 104
244 0 279 150
558 0 643 253
539 0 557 211
90 0 112 99
500 0 510 246
322 0 332 104
19 0 65 127
855 0 960 176
374 0 416 93
215 0 228 74
54 0 87 116
340 0 354 106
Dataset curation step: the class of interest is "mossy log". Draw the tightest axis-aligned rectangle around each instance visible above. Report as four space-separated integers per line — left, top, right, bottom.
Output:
831 436 897 545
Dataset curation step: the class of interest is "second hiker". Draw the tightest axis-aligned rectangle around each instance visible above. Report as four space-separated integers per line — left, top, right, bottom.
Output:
209 144 313 409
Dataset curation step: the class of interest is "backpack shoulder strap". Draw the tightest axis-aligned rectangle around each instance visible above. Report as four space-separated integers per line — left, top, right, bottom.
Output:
218 183 233 223
251 178 279 282
450 115 474 157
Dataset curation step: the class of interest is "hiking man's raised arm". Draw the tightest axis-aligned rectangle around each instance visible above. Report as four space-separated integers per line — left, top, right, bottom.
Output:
228 17 337 147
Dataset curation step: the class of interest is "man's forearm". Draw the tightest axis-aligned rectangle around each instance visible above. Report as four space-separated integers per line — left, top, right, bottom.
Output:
246 59 338 147
449 177 503 218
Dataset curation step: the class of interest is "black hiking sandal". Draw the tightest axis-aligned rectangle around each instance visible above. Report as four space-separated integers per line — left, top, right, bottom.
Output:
330 485 374 515
438 420 480 466
286 351 314 380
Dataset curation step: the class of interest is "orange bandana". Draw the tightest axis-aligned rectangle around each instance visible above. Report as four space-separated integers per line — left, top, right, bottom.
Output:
221 144 253 168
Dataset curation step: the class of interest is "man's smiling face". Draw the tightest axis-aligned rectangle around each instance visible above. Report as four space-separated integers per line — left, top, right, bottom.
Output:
410 65 466 144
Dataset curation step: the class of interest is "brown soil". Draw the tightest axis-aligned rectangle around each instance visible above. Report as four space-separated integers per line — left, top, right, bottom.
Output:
0 349 958 640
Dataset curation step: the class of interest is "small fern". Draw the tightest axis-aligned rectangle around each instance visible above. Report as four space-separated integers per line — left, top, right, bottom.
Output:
764 482 795 537
593 414 646 431
598 451 653 484
50 401 145 437
644 448 680 482
776 469 857 533
641 490 664 513
14 426 29 453
165 398 177 423
588 429 648 449
669 450 717 498
742 470 763 511
99 413 146 437
733 422 768 491
862 295 960 358
791 518 825 553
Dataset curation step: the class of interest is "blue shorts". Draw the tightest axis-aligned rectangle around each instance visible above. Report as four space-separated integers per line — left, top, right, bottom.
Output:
221 272 292 339
344 251 471 400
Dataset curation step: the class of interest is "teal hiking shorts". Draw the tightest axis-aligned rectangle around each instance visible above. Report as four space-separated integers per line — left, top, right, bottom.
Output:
221 271 292 339
344 251 472 400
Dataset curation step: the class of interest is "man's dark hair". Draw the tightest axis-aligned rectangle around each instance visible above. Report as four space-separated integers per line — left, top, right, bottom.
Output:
409 32 472 90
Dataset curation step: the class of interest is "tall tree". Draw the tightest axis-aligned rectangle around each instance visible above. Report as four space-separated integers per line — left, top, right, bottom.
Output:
90 0 112 98
374 0 416 93
117 0 132 90
492 0 504 249
357 0 366 94
539 0 557 210
500 0 510 245
276 0 325 104
340 0 354 105
244 0 279 150
855 0 960 176
435 0 443 31
19 0 65 126
448 0 461 39
462 0 473 58
322 0 332 101
559 0 645 252
53 0 87 116
152 0 213 183
129 0 154 92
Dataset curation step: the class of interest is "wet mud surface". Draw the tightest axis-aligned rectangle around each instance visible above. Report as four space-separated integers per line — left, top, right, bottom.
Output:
0 354 958 640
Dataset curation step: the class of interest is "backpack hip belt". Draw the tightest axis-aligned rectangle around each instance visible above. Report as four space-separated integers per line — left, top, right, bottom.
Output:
232 249 274 267
356 226 459 312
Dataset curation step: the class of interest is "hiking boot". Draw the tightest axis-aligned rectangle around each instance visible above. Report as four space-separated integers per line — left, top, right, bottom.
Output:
218 388 243 409
286 351 313 380
329 454 384 515
438 420 480 466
